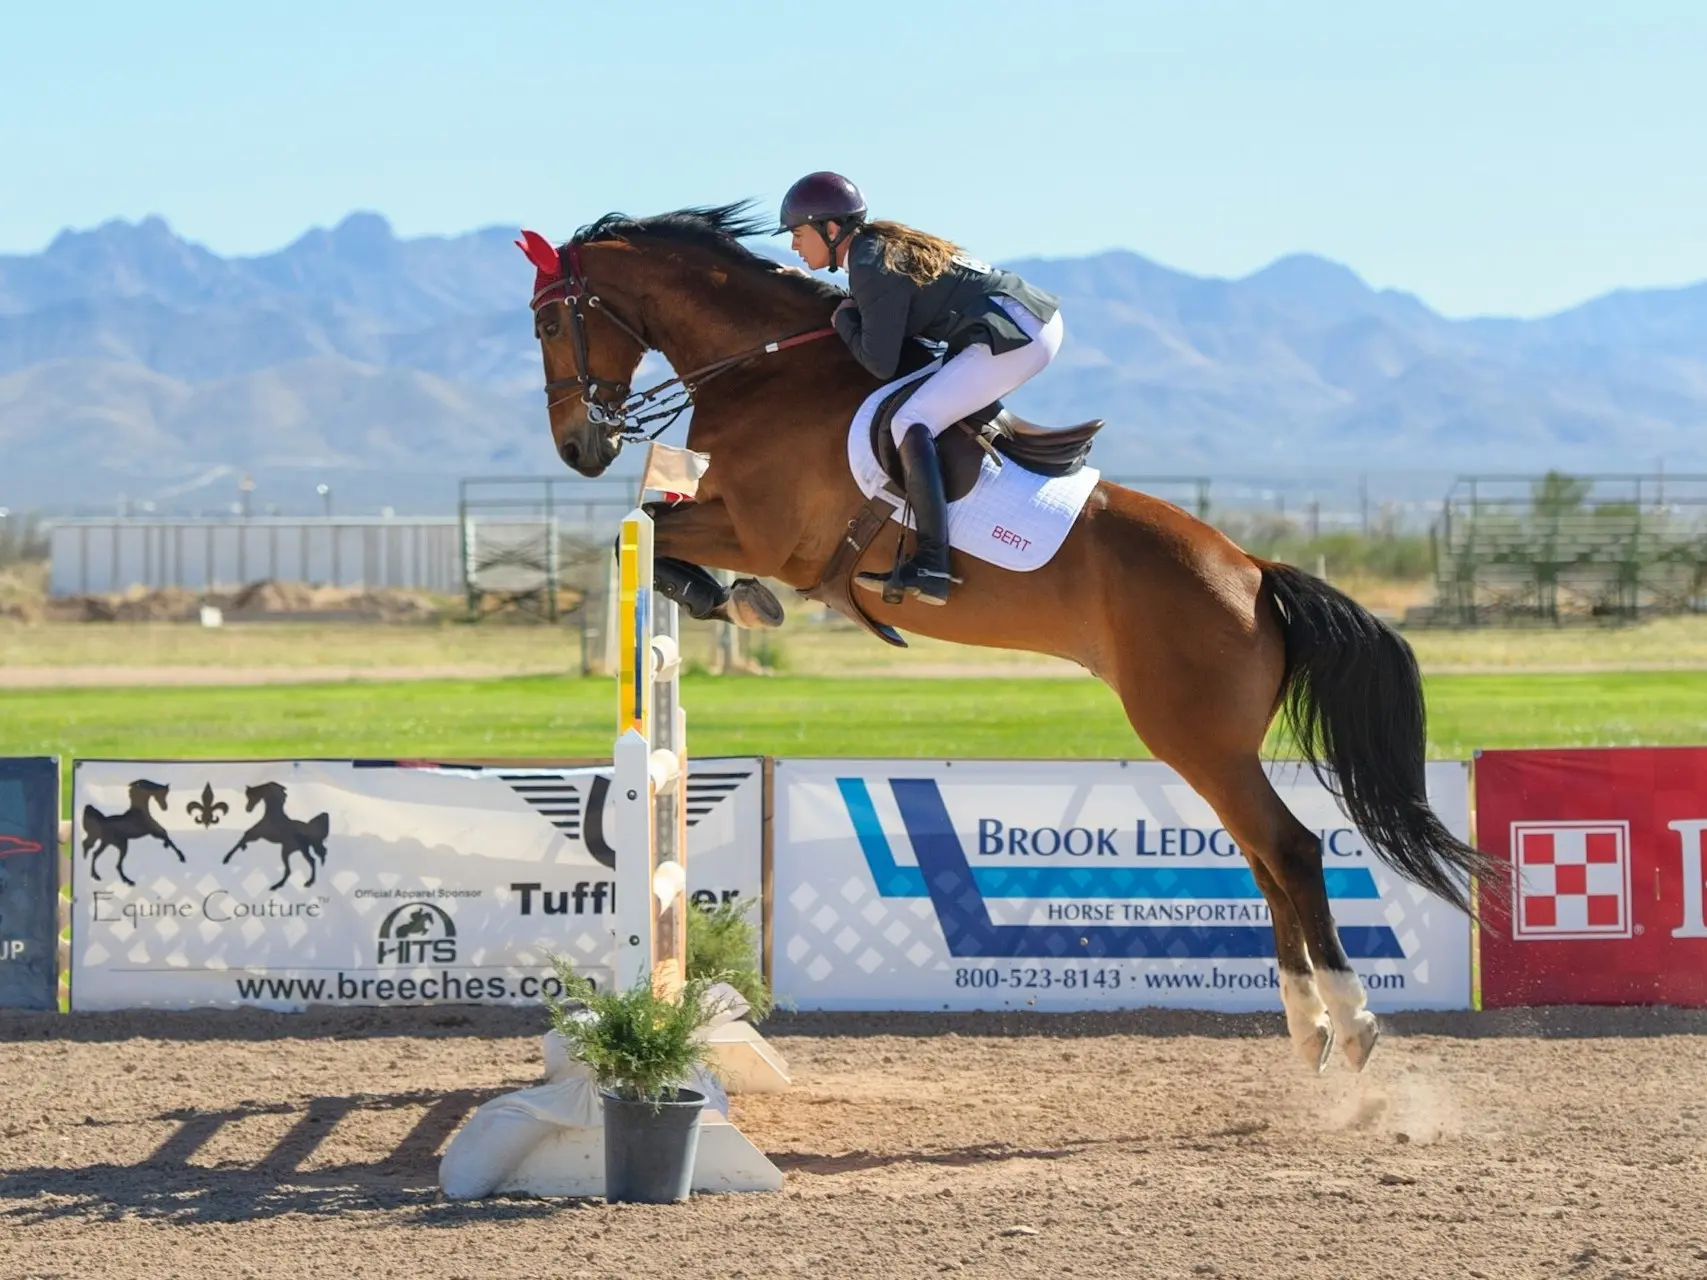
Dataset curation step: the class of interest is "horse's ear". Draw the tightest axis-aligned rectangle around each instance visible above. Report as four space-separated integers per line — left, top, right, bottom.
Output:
516 229 563 277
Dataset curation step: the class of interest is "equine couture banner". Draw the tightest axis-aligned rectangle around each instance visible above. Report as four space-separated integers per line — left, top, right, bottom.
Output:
69 758 764 1011
771 759 1472 1013
0 757 60 1011
1474 747 1707 1008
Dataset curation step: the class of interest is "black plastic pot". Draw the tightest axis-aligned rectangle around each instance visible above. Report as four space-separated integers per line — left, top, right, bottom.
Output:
601 1087 707 1204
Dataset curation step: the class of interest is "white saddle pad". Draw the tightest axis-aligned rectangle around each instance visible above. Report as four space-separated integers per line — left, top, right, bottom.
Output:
846 366 1101 573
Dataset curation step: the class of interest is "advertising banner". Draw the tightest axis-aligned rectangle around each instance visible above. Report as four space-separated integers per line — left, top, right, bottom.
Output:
0 757 60 1011
1475 747 1707 1008
772 758 1472 1012
68 758 763 1011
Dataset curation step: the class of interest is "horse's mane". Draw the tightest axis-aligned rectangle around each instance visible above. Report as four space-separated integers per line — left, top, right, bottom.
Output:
572 201 843 303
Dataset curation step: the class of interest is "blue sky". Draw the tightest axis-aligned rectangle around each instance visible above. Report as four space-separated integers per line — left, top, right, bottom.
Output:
3 0 1703 318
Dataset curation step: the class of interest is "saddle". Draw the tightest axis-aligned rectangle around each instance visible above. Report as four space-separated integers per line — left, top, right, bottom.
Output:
867 377 1104 502
802 363 1106 649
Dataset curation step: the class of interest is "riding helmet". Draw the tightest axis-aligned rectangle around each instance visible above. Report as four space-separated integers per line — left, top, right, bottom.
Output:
778 171 868 232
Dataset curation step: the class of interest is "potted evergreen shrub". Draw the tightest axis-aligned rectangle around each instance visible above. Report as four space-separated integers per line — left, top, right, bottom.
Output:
546 963 729 1204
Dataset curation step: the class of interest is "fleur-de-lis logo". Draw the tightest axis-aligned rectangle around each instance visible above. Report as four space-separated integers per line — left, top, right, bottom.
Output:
187 783 230 828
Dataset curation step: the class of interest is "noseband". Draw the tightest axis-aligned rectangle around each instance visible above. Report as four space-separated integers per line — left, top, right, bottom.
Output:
531 240 838 444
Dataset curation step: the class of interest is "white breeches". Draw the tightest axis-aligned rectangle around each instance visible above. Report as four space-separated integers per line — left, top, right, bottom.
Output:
892 296 1064 447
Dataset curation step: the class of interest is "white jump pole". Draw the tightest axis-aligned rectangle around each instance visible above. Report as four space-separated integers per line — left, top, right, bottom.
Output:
612 450 790 1097
613 507 689 995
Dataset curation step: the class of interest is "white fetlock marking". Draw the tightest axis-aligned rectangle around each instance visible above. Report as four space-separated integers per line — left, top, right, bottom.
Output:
1279 971 1333 1068
1315 968 1369 1029
1317 968 1380 1069
1279 971 1325 1033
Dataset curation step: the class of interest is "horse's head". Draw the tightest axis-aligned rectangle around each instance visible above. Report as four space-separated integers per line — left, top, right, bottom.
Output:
518 229 648 477
245 782 283 813
132 780 170 812
519 204 839 478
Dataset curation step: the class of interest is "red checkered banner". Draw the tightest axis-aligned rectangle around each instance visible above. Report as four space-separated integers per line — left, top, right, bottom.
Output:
1475 748 1707 1008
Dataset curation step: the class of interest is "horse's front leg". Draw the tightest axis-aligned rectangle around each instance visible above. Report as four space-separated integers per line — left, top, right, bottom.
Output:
645 499 785 630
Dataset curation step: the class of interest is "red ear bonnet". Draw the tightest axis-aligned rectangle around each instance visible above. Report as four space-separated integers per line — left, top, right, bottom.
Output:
516 230 564 296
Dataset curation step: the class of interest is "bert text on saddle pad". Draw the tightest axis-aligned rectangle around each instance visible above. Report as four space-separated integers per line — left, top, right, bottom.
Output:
845 367 1101 573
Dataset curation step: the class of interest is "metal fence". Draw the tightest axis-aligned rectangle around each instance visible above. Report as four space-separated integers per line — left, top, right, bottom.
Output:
41 470 1448 612
46 517 464 597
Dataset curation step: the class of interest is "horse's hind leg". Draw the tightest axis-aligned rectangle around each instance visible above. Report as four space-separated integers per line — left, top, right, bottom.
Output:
270 854 295 892
1166 750 1341 1071
1101 589 1361 1068
1248 857 1335 1072
1267 806 1380 1070
1113 677 1338 1068
1197 761 1377 1070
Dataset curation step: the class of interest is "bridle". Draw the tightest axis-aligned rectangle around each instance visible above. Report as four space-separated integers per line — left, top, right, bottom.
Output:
531 239 837 444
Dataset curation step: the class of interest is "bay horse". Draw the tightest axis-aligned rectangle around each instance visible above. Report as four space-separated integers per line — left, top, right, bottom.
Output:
520 203 1499 1073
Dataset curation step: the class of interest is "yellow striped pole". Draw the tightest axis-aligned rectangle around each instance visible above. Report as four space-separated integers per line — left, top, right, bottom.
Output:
617 511 653 739
612 508 687 997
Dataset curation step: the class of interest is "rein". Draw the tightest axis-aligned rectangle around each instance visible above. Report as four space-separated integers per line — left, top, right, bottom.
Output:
531 241 836 443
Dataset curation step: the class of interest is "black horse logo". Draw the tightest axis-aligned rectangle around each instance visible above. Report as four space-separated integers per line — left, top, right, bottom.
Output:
392 906 436 939
222 782 330 890
82 780 187 885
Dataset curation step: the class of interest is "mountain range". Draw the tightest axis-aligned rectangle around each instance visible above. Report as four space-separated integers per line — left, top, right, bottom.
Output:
2 212 1703 515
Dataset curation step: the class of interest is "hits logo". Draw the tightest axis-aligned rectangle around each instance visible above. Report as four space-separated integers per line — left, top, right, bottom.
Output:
376 902 457 965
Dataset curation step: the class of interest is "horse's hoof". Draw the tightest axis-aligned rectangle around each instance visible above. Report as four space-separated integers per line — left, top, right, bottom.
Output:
1342 1013 1381 1072
1298 1020 1335 1075
721 579 784 629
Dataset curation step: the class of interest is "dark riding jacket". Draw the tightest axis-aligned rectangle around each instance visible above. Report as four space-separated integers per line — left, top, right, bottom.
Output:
831 229 1060 380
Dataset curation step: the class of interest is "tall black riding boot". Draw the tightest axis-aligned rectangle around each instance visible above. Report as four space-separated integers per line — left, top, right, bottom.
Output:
857 422 960 606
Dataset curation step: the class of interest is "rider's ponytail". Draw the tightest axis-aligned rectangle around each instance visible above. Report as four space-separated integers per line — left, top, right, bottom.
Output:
863 221 961 286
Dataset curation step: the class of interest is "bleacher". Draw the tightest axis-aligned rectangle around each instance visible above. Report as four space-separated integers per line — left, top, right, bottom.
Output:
1424 473 1707 624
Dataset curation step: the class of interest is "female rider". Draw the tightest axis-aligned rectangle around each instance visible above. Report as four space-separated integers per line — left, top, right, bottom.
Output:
778 171 1063 606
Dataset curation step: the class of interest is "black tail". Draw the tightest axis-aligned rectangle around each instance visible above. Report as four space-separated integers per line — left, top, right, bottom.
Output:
1262 562 1505 915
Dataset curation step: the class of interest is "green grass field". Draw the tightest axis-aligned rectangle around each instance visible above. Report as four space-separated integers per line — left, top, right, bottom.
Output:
5 671 1705 808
